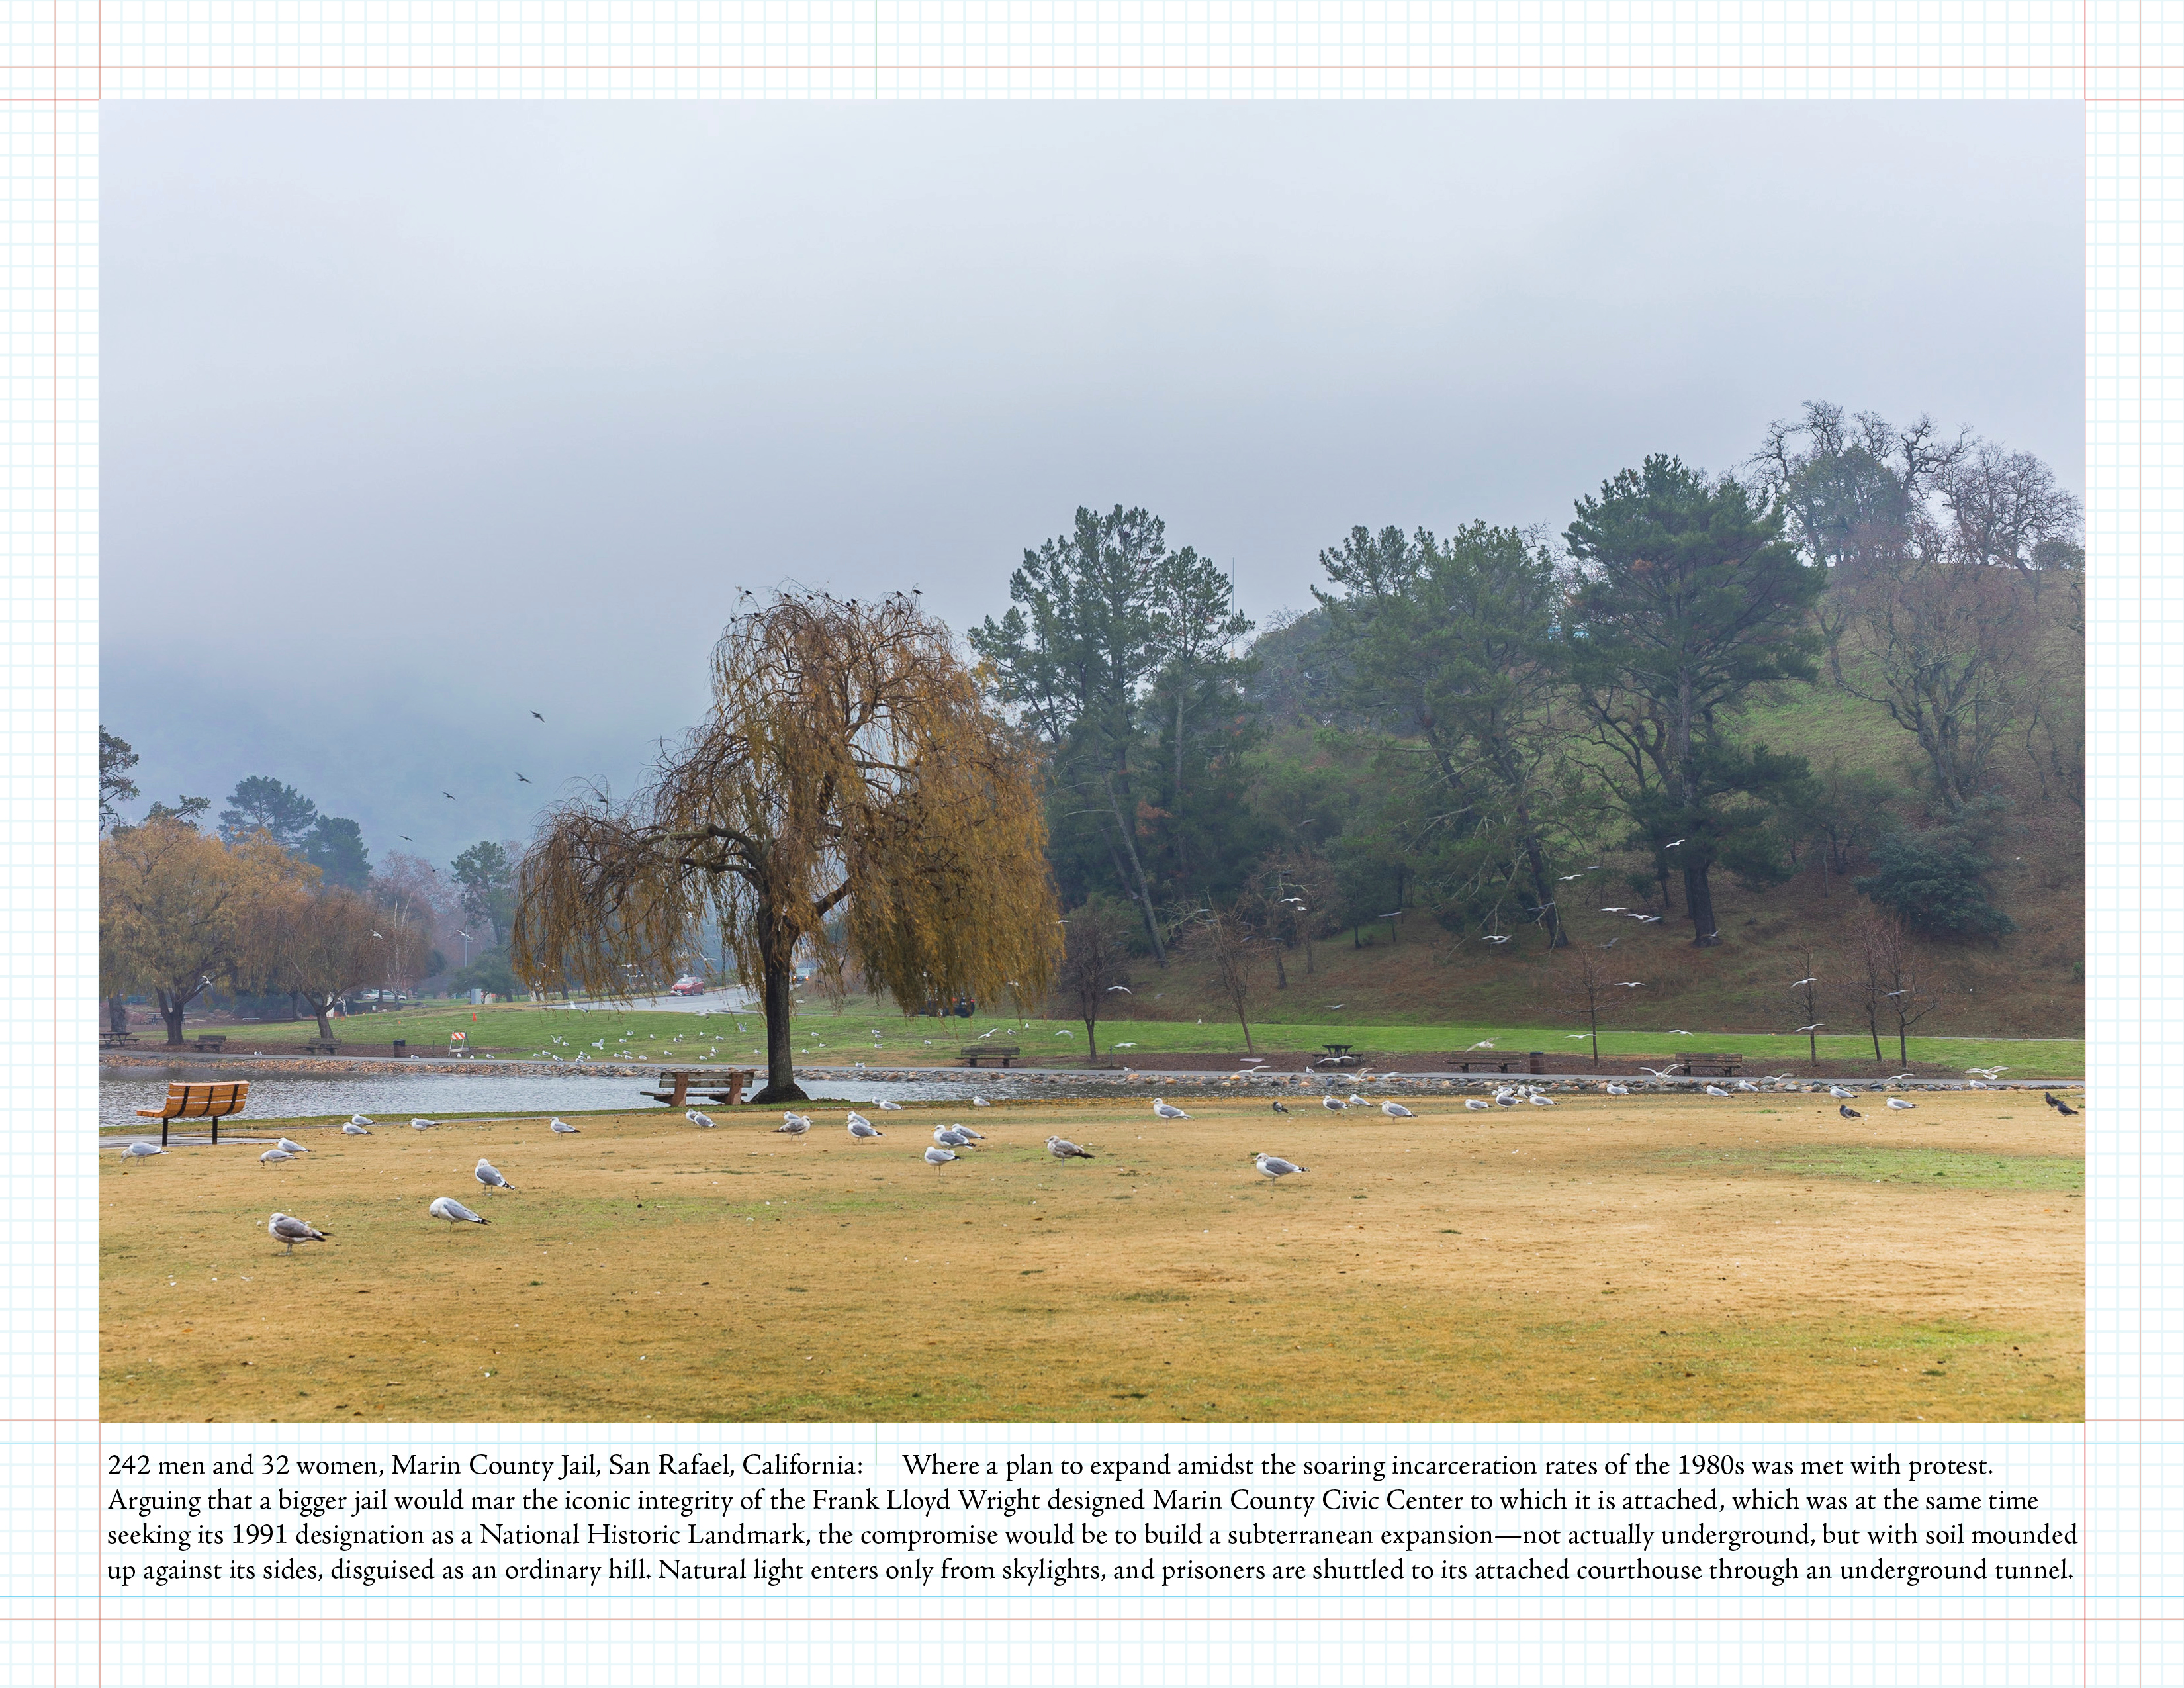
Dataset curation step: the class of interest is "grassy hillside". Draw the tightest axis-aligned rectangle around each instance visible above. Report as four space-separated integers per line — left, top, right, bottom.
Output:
1116 675 2081 1042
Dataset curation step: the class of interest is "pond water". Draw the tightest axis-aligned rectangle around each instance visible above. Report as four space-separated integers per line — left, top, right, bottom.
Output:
97 1066 1003 1133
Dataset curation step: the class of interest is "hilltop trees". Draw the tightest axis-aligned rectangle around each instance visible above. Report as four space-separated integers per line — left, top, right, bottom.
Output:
1564 457 1825 947
970 505 1260 959
513 591 1058 1104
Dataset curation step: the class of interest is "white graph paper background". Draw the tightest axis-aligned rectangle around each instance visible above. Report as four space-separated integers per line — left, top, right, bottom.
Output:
0 3 2167 1683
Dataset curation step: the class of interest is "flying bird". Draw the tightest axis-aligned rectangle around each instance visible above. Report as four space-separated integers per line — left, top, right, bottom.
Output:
1668 1029 1694 1037
430 1196 488 1229
1600 906 1628 914
1664 838 1685 849
516 773 531 784
1482 934 1510 945
267 1213 328 1254
531 710 545 722
475 1158 516 1191
1107 985 1132 993
1795 1023 1825 1033
1615 981 1645 988
443 792 457 800
1790 977 1819 988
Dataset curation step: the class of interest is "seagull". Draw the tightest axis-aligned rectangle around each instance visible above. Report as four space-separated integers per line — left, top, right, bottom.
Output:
267 1213 328 1254
119 1141 164 1166
1047 1136 1095 1160
776 1115 811 1138
443 792 457 801
1464 1096 1491 1110
1322 1092 1347 1113
1633 915 1663 924
1885 1097 1917 1111
1527 1092 1557 1107
877 1099 904 1111
1107 985 1132 993
1795 1023 1825 1033
1735 1078 1760 1092
952 1124 986 1141
516 773 531 784
847 1117 883 1140
1466 1041 1496 1051
349 1113 375 1128
1600 907 1629 914
934 1126 974 1148
972 1096 993 1107
1638 1065 1683 1080
430 1196 488 1229
1482 934 1510 944
1271 1099 1290 1114
410 1118 437 1131
549 1118 578 1134
1839 1103 1864 1119
1382 1100 1415 1118
1615 981 1645 988
1790 977 1819 988
924 1146 958 1174
371 930 383 939
1704 1084 1731 1098
686 1109 715 1128
1668 1029 1693 1037
1153 1099 1190 1120
475 1158 516 1191
275 1137 308 1156
1253 1152 1306 1184
341 1120 371 1136
259 1148 298 1166
1828 1084 1856 1099
1664 838 1685 849
1604 1083 1631 1096
1557 872 1583 881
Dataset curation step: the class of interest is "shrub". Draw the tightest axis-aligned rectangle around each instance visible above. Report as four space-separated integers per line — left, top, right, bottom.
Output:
1854 824 2015 939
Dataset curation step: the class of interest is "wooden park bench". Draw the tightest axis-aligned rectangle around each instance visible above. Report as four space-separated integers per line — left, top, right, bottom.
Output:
641 1068 756 1107
301 1038 342 1055
99 1031 138 1049
1641 1051 1743 1077
191 1034 228 1053
960 1045 1021 1068
134 1079 249 1147
1455 1055 1522 1073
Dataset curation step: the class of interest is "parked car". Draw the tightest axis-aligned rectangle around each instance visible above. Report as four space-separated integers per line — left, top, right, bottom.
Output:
670 976 707 996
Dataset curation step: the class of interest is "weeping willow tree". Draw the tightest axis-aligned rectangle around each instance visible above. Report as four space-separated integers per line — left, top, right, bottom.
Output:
511 592 1060 1104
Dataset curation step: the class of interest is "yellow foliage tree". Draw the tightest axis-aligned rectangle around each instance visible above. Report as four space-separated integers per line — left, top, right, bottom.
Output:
512 591 1060 1103
100 818 310 1044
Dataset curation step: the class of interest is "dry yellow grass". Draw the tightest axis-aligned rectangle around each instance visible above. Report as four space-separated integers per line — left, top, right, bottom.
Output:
100 1092 2081 1424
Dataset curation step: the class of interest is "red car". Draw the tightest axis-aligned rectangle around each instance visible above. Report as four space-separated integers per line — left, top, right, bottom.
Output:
670 976 707 996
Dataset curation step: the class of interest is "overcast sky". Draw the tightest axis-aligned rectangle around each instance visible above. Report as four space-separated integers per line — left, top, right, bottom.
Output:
103 101 2083 871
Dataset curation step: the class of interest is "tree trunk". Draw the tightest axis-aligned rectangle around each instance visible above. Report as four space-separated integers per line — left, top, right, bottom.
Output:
1522 836 1565 947
1273 949 1287 989
157 986 190 1045
1082 1017 1099 1061
1897 1021 1910 1071
1103 774 1166 966
314 1000 335 1040
107 994 128 1035
748 943 809 1105
1683 863 1719 947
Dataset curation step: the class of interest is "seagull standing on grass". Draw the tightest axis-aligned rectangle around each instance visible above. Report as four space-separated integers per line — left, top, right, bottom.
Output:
1154 1098 1190 1120
1383 1100 1415 1118
1704 1084 1732 1098
410 1118 437 1131
925 1146 958 1175
341 1121 371 1136
776 1115 811 1139
475 1158 517 1191
549 1117 578 1134
1322 1092 1347 1113
277 1137 308 1156
877 1099 904 1111
1253 1152 1306 1185
259 1148 298 1166
267 1213 328 1254
972 1096 993 1108
430 1197 488 1229
1605 1083 1631 1096
686 1109 715 1129
848 1117 883 1140
120 1141 164 1167
1886 1097 1917 1111
1046 1136 1095 1160
349 1113 375 1128
1465 1096 1492 1111
934 1126 974 1149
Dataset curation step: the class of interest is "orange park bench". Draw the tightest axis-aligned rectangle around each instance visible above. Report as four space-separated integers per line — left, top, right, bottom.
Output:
134 1080 250 1147
642 1068 756 1108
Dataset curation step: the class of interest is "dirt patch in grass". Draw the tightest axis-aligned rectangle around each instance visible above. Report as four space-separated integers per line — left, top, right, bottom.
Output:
100 1093 2081 1425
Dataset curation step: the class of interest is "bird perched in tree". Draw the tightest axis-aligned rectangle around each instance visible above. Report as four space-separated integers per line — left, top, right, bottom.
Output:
430 1196 488 1229
1839 1103 1863 1119
267 1212 328 1254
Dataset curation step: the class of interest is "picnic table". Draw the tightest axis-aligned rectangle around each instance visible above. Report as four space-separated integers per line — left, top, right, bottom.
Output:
641 1068 756 1107
99 1031 137 1049
301 1038 342 1055
133 1079 250 1147
960 1045 1021 1068
1314 1044 1360 1067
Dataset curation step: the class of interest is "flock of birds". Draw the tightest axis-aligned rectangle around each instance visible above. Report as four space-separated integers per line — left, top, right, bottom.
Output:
116 1058 2081 1258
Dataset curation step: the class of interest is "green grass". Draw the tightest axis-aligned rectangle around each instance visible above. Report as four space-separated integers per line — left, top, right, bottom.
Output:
1655 1143 2085 1194
203 995 2085 1077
